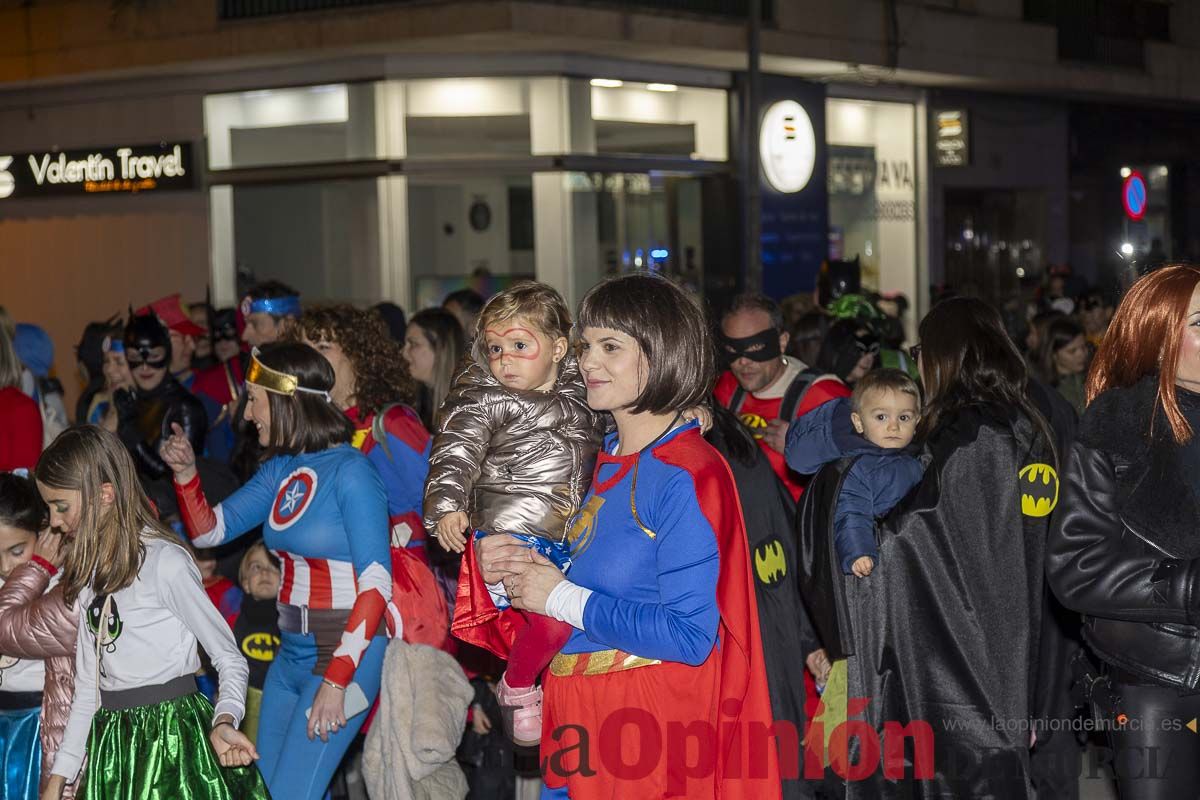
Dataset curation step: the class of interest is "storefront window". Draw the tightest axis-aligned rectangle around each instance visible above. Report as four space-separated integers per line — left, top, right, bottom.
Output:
408 174 536 308
590 83 727 160
233 179 381 305
944 189 1047 306
205 83 379 170
405 78 535 158
559 171 706 295
826 99 917 310
206 74 730 310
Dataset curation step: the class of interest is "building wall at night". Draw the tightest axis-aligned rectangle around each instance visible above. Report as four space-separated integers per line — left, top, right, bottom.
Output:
0 1 1194 106
0 0 1192 406
0 88 209 409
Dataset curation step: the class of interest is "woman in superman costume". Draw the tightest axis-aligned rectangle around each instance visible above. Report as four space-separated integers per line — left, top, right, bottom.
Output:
473 274 781 800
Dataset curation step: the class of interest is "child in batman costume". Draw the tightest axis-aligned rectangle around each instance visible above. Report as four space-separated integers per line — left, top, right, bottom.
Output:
226 542 283 745
37 427 270 800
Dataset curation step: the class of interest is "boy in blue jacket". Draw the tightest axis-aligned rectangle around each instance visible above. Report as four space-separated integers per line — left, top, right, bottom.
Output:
785 368 924 577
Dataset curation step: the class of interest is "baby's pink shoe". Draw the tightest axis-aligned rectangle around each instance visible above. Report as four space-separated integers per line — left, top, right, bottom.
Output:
495 673 544 747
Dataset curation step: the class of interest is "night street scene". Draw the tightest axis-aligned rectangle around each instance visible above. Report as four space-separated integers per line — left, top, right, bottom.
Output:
1 1 1196 798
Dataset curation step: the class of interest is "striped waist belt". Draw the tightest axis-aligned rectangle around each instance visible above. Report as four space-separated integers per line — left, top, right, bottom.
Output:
549 649 662 678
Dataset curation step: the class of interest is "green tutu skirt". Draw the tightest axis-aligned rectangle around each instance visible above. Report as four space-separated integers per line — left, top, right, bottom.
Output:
80 691 271 800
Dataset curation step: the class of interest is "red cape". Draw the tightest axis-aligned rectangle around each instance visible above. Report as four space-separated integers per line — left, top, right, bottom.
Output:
453 537 524 659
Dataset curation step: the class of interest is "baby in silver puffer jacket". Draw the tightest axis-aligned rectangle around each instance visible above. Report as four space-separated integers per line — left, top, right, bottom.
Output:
423 282 605 746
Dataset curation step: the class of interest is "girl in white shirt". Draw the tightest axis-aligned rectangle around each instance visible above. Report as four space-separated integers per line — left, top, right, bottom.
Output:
34 427 270 800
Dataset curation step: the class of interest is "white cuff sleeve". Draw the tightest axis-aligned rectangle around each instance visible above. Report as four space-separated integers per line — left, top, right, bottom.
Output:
544 581 592 630
486 581 510 609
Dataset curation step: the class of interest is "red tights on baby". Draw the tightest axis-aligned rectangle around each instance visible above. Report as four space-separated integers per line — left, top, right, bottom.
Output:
505 610 573 688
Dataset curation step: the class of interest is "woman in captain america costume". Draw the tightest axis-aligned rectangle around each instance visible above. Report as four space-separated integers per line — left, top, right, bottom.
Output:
160 342 392 800
478 274 781 799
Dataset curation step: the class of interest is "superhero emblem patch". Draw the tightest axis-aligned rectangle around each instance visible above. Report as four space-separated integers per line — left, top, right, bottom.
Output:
1019 463 1059 518
754 539 787 586
271 468 319 531
739 412 768 441
567 495 605 559
241 632 280 662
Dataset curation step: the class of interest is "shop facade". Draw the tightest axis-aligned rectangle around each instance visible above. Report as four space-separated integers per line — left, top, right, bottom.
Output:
0 53 933 400
203 56 735 312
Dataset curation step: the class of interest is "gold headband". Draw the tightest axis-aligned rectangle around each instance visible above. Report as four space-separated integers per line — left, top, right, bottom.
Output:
246 348 332 402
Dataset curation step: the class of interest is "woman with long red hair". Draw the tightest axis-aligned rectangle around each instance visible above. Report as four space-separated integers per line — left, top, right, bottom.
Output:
1049 264 1200 800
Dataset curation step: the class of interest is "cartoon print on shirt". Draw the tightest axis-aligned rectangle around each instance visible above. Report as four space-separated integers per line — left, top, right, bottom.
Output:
87 594 123 653
0 654 18 687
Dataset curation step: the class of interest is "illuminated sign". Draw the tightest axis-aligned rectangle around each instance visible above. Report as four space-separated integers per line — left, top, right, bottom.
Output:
1122 171 1147 221
760 100 816 193
935 109 969 167
0 143 194 199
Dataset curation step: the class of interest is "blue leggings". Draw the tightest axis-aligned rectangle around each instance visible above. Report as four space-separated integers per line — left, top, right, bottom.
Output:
256 631 387 800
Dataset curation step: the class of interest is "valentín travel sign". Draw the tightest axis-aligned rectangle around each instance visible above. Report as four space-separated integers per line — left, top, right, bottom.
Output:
0 142 195 199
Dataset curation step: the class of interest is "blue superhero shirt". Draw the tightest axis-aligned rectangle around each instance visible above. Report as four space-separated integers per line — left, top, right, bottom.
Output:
560 421 720 666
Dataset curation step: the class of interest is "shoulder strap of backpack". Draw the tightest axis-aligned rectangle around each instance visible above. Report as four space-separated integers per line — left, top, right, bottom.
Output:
779 368 823 422
370 403 424 463
728 385 747 416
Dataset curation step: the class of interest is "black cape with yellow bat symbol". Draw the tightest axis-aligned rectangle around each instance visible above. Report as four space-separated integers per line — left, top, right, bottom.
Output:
840 403 1054 800
707 406 819 800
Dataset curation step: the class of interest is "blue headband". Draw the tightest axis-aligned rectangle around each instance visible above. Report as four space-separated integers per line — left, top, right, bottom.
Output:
102 336 125 354
242 296 301 318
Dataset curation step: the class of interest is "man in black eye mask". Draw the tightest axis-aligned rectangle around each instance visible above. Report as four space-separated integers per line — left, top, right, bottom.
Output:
114 314 208 491
713 294 851 501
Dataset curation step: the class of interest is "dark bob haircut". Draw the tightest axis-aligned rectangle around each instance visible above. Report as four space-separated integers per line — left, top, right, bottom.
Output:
576 273 714 415
0 472 47 534
254 342 353 459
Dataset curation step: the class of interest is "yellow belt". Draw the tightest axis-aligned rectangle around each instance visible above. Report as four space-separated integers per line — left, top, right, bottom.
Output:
549 649 662 678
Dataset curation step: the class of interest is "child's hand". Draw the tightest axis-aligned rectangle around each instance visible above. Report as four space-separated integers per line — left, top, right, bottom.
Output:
471 703 492 735
851 556 875 578
682 405 713 434
34 529 69 570
39 775 65 800
806 648 832 684
436 512 470 553
210 718 259 767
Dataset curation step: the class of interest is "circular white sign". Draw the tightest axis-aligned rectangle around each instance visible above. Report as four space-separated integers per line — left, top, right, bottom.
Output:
0 157 14 200
760 100 816 194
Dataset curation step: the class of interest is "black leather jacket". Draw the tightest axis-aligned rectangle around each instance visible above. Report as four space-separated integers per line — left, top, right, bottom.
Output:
114 377 208 481
1047 376 1200 689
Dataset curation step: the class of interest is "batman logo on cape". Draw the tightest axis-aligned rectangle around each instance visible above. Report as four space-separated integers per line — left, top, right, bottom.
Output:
801 403 1051 799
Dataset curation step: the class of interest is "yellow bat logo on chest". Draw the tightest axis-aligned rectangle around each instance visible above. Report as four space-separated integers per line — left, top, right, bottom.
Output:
241 632 280 662
739 413 768 440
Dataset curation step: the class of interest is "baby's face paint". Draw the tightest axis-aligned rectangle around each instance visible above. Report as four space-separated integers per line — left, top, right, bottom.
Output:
484 318 562 392
484 327 542 361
